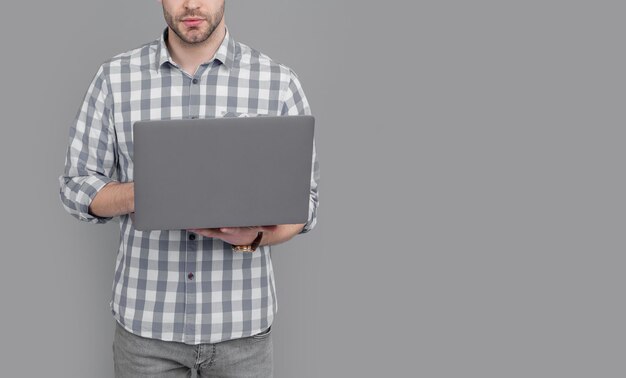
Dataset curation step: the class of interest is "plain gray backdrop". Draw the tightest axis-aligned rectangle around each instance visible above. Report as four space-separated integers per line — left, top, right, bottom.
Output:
0 0 624 377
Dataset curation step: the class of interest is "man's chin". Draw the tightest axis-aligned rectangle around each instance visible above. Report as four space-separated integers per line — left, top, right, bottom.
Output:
182 31 211 44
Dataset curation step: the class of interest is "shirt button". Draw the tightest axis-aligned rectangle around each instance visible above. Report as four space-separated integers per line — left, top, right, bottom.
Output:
189 234 196 240
188 272 194 280
192 78 198 84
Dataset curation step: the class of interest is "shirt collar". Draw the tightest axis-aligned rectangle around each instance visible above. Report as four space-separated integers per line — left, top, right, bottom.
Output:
155 26 235 72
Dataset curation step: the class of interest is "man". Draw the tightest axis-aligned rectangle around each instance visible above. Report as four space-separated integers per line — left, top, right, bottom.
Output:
58 0 319 376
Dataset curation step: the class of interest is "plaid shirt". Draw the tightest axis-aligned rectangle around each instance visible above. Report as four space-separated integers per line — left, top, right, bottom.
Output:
59 27 319 344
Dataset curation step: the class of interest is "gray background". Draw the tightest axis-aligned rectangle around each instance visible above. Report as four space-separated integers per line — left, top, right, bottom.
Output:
0 0 623 377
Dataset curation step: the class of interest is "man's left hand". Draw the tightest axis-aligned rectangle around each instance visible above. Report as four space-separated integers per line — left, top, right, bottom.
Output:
189 226 278 246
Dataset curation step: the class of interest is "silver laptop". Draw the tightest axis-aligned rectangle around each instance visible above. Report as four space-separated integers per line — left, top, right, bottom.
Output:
132 115 315 231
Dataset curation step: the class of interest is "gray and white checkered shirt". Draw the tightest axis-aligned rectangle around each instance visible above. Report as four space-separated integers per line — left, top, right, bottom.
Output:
59 27 319 344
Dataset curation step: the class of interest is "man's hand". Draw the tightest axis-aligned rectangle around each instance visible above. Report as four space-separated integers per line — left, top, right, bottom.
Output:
189 226 278 246
188 223 305 247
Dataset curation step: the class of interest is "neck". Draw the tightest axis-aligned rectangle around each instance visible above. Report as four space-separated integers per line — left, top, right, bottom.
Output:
166 21 226 76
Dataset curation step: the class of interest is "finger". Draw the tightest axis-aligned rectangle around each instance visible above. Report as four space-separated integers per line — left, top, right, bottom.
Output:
189 228 221 238
220 227 259 234
220 227 239 234
224 226 276 233
259 225 278 232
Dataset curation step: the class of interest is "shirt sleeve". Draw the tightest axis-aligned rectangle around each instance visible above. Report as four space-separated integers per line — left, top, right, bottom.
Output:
58 65 117 224
281 69 319 234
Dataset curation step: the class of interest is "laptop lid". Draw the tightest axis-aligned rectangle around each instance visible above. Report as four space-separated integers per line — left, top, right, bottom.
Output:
132 115 315 231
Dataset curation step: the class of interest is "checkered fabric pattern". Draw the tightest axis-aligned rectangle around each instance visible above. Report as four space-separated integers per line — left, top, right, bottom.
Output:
59 27 319 345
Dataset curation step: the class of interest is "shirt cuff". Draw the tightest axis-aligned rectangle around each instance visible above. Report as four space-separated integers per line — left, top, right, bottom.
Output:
77 175 116 223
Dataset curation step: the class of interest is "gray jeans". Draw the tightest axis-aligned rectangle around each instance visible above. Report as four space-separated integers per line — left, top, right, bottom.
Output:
113 322 273 378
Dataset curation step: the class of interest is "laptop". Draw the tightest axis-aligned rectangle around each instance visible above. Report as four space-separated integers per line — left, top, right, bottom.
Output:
131 115 315 231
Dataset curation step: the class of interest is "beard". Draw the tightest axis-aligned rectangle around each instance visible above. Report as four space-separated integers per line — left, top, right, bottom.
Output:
162 2 225 45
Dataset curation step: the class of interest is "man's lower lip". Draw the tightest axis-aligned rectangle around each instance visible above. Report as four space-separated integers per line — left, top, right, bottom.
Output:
183 20 203 27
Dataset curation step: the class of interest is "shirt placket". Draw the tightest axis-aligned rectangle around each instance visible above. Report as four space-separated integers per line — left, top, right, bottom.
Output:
182 64 212 343
184 230 198 343
188 64 211 119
